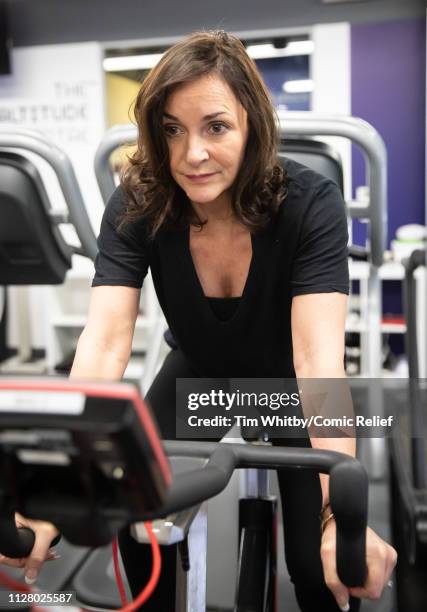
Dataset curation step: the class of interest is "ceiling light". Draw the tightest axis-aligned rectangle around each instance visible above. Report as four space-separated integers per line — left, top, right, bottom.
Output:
282 79 314 94
246 40 314 59
103 53 164 72
103 38 314 73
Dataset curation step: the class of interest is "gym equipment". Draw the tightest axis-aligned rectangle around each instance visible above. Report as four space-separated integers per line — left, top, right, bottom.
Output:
0 129 97 263
390 249 426 564
388 249 426 611
0 378 171 552
0 377 369 611
0 128 98 373
0 129 110 607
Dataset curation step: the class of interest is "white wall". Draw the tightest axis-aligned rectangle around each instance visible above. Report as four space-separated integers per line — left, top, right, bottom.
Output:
311 22 352 202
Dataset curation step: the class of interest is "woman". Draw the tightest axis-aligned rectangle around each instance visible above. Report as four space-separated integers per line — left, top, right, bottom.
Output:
1 31 396 612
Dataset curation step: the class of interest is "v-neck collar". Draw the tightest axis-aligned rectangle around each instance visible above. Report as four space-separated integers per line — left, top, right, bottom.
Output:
184 225 257 325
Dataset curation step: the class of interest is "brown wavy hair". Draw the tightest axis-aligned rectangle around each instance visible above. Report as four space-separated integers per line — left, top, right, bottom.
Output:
120 30 288 237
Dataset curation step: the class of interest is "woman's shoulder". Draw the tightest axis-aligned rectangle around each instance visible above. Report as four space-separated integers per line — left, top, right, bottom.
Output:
101 184 152 248
277 157 343 217
270 158 346 245
281 156 339 197
104 184 128 217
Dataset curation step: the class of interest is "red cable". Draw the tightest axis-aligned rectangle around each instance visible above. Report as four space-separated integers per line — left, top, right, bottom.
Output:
0 520 162 612
116 521 162 612
0 569 45 612
0 569 31 592
112 536 128 606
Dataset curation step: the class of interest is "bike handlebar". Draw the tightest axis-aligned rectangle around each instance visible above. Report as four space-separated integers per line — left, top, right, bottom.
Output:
0 441 368 587
160 441 368 587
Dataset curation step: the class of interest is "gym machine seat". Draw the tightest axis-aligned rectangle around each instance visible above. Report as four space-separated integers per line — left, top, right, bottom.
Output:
279 138 343 193
0 152 72 285
0 128 98 373
0 128 98 282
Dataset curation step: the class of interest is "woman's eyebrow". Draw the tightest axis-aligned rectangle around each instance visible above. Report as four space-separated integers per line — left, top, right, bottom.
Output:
162 111 230 122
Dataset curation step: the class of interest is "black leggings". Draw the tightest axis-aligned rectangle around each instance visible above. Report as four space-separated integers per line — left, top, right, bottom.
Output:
118 350 361 611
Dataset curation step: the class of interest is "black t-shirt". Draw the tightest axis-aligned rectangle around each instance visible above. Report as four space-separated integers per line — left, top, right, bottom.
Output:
92 158 349 378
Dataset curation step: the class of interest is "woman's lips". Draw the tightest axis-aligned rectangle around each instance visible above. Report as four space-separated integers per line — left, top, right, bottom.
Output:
185 172 217 183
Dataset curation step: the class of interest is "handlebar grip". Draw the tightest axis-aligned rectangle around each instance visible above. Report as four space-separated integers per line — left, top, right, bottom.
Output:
0 511 35 558
0 511 61 558
145 446 236 518
330 461 368 587
348 245 369 261
404 249 425 274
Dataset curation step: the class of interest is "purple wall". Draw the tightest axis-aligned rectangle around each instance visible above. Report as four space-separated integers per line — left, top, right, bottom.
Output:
351 18 426 248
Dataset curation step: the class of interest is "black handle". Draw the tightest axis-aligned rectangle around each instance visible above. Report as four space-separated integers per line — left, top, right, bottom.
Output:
403 248 425 379
0 510 61 558
348 245 369 260
330 461 368 586
0 510 35 558
144 445 236 518
150 443 369 588
403 249 426 488
404 249 425 274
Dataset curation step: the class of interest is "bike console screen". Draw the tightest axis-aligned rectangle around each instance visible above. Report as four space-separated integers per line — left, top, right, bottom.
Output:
0 378 171 547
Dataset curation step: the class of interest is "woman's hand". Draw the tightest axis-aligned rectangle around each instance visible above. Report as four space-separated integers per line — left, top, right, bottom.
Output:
0 512 60 585
320 519 397 611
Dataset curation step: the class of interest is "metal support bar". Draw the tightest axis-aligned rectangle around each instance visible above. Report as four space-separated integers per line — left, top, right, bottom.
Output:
277 112 387 268
94 124 136 205
366 266 382 379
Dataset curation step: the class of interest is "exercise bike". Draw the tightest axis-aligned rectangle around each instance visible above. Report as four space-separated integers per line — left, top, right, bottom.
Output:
0 377 368 611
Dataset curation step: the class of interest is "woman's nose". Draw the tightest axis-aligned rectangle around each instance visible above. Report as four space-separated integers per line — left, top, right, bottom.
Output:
185 135 209 165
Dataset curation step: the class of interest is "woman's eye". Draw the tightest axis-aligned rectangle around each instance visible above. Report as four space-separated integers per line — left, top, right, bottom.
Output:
209 122 228 135
163 125 181 137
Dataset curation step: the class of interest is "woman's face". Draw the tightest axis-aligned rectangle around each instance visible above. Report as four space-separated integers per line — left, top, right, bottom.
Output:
162 73 248 208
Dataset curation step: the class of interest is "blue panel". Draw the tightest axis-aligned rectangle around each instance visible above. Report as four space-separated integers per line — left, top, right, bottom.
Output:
256 55 311 111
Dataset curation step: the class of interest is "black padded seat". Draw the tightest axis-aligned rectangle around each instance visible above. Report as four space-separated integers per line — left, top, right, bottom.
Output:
279 138 344 194
0 152 72 285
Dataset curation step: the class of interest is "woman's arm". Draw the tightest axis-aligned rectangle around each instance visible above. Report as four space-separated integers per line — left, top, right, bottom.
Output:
291 292 397 611
70 285 141 380
291 292 355 505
